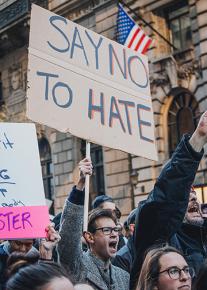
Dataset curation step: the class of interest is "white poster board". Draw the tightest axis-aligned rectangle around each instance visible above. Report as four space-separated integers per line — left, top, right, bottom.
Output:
27 4 158 161
0 123 49 239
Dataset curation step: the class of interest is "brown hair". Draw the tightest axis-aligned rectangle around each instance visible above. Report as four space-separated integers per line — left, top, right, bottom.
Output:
87 208 117 233
136 245 184 290
6 251 39 278
6 262 73 290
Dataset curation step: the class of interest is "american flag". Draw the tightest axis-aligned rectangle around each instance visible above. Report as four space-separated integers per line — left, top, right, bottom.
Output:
116 3 152 55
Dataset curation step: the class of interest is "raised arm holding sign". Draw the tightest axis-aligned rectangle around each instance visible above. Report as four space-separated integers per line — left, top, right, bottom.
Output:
77 150 92 231
58 158 129 290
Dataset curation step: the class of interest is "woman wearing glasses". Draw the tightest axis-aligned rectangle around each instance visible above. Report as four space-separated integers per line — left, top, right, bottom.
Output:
136 245 194 290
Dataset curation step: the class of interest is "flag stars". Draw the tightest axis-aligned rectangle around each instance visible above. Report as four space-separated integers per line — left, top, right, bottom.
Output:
117 4 152 54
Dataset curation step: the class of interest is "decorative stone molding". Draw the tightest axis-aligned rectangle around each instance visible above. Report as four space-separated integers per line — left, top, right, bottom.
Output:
7 63 26 111
177 59 202 80
152 55 202 93
63 0 112 21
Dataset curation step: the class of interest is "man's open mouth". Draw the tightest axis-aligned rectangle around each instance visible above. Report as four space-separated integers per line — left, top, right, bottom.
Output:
188 203 200 216
109 241 117 250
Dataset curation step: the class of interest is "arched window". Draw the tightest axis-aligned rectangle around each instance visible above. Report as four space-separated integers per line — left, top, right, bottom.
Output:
168 89 199 156
38 136 54 215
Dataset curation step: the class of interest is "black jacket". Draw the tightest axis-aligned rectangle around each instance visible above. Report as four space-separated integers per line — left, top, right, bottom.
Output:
0 245 8 290
112 236 135 273
129 134 205 290
171 221 207 275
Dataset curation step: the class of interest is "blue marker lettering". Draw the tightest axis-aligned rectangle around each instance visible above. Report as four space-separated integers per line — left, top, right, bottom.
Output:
47 15 70 53
109 44 127 79
88 89 105 125
137 104 153 143
109 96 125 133
85 31 103 70
70 27 89 65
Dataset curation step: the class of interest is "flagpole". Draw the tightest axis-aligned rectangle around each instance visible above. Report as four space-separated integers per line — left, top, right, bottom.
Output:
119 0 177 51
83 141 91 232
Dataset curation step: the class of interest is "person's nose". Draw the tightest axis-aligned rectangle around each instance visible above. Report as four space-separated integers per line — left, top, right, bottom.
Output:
110 229 118 237
20 244 27 253
179 270 190 281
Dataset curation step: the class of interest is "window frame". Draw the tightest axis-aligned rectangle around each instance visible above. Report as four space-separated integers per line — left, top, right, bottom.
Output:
38 136 54 215
165 0 192 52
194 183 207 204
168 89 199 156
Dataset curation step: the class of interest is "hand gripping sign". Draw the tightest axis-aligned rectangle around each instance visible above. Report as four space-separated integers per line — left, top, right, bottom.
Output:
0 123 49 239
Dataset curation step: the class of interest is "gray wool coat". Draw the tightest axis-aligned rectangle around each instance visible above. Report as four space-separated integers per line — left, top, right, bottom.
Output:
58 199 129 290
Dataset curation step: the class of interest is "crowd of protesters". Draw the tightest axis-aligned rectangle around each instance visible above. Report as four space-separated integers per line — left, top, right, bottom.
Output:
1 111 207 290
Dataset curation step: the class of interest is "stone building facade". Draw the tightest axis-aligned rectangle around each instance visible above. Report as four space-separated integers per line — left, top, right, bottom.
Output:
0 0 207 219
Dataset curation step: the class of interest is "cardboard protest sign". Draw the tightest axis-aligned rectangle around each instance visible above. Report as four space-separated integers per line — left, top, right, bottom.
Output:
27 4 158 161
0 123 49 239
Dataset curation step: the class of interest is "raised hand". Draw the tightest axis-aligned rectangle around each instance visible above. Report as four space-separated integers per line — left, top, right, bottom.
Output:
39 223 61 260
190 111 207 152
79 158 93 178
76 158 93 190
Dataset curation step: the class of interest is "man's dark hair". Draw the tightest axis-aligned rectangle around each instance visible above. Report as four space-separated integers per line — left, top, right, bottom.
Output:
88 208 117 233
6 251 39 278
92 195 114 209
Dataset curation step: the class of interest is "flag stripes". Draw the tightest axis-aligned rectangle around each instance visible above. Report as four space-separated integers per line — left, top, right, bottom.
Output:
116 3 152 54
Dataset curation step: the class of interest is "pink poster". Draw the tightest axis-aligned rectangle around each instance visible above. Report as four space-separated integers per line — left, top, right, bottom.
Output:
0 205 49 239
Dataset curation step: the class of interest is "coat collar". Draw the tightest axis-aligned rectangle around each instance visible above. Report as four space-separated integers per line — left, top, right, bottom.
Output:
84 251 117 290
88 251 110 270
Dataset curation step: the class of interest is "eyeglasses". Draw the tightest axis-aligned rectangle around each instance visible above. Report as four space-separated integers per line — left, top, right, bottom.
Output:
94 226 121 235
158 266 195 280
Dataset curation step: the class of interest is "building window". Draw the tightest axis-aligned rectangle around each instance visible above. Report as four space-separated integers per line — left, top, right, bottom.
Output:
81 141 105 197
168 90 199 156
38 136 54 215
194 185 207 204
166 1 192 51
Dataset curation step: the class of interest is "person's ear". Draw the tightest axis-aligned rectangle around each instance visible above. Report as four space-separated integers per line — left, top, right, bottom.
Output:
83 231 95 245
